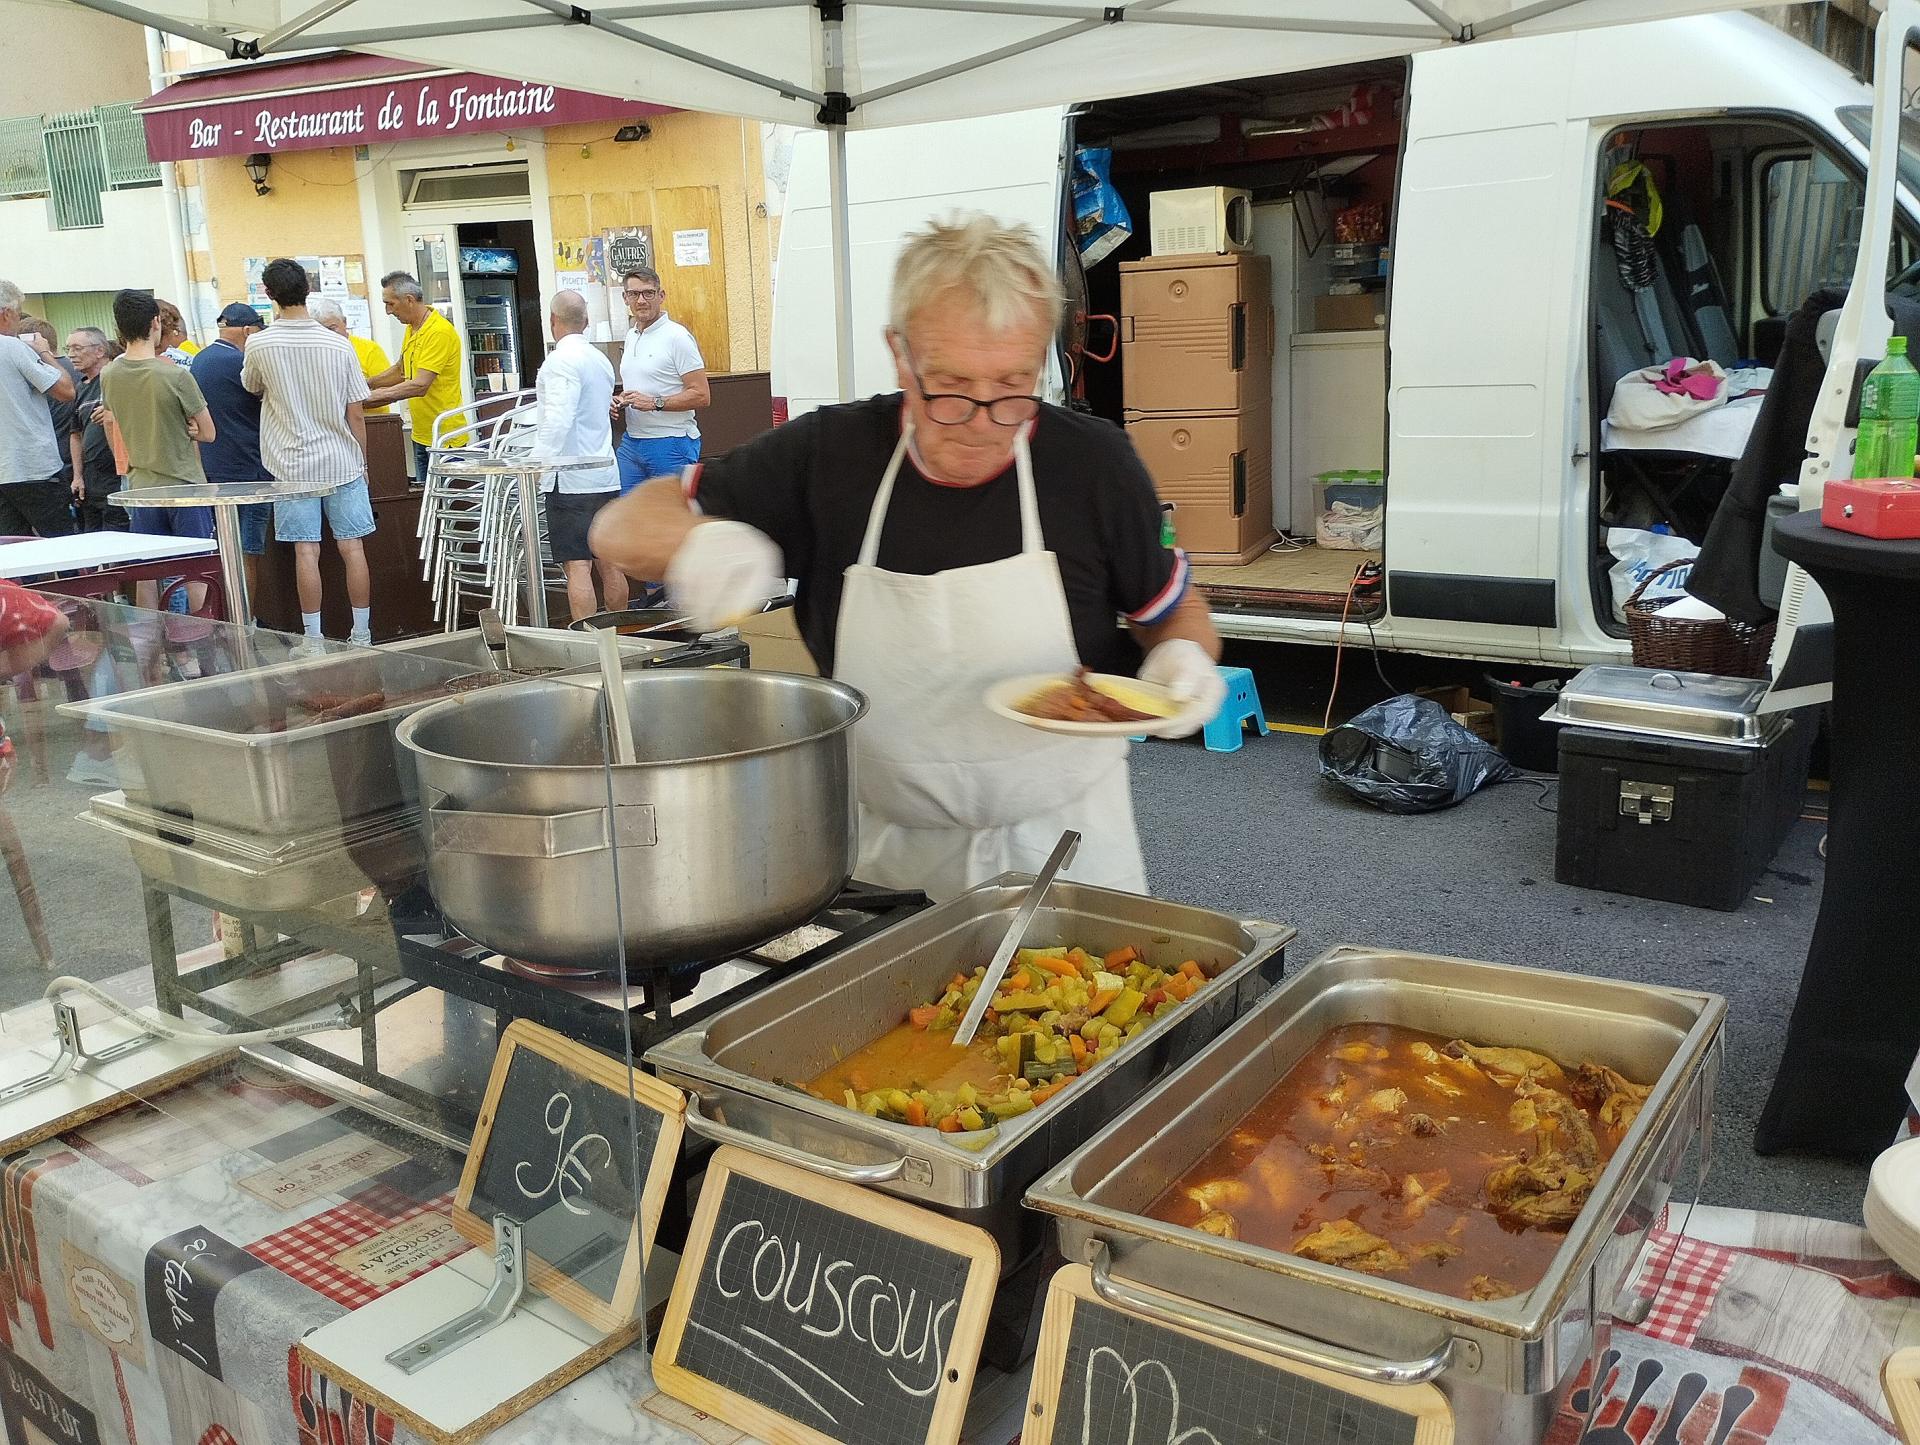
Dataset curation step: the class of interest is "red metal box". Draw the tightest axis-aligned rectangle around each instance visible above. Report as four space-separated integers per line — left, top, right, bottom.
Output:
1822 478 1920 539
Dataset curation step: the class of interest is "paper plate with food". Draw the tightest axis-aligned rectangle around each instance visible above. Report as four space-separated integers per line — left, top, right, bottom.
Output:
985 666 1210 738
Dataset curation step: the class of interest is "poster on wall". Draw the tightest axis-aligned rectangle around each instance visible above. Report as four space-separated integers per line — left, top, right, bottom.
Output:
554 237 613 339
672 229 710 267
603 226 653 279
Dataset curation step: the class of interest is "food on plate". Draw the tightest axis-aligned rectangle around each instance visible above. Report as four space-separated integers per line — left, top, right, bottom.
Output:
805 943 1223 1133
1148 1023 1648 1300
1016 668 1163 724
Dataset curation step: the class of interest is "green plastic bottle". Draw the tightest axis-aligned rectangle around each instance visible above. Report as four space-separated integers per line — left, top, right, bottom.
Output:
1855 335 1920 480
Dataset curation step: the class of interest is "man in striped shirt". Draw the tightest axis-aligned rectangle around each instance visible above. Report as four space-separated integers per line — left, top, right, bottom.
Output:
243 257 376 647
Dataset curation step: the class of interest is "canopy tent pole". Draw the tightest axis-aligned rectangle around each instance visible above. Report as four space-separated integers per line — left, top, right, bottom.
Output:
827 127 856 400
64 0 241 55
252 0 358 54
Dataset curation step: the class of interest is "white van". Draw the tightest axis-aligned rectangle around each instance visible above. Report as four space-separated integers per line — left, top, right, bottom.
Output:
771 12 1915 666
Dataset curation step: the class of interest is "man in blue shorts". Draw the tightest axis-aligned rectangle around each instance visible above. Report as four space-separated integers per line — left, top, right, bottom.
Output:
243 259 374 647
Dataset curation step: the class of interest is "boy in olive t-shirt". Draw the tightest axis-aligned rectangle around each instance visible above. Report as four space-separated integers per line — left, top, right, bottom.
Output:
100 289 215 540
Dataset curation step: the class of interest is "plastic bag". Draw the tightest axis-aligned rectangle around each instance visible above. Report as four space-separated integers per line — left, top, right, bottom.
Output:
1606 525 1696 621
1072 147 1132 266
1317 694 1518 814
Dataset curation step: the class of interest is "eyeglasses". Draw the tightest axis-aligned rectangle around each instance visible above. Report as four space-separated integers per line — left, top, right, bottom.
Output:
900 340 1041 427
624 288 661 301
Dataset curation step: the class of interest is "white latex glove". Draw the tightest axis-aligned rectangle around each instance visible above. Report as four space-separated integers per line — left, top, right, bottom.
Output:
1137 638 1226 739
665 519 785 632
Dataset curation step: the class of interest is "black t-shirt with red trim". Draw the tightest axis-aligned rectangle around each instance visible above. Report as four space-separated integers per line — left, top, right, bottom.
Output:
691 394 1187 676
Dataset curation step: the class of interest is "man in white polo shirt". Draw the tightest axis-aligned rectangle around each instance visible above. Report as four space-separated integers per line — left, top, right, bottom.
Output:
613 267 709 493
242 257 375 648
533 290 627 621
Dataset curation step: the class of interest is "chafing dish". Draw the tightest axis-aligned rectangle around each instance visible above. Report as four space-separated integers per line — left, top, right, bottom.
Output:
647 876 1293 1258
1024 945 1723 1445
79 790 423 915
55 629 666 837
1548 665 1783 746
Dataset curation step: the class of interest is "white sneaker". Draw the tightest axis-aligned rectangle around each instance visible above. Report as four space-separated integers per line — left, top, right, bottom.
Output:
289 637 327 660
348 630 373 648
66 754 116 787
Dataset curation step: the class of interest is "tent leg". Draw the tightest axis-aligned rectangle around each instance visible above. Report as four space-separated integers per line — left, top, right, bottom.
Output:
827 126 856 402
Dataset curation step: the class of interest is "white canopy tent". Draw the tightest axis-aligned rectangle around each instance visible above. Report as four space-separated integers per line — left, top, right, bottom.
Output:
60 0 1814 399
49 0 1911 694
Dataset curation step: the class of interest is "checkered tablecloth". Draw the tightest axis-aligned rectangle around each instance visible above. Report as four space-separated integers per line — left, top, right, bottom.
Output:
245 1184 460 1311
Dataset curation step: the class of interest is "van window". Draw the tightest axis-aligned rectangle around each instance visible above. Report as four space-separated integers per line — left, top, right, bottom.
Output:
1759 150 1862 314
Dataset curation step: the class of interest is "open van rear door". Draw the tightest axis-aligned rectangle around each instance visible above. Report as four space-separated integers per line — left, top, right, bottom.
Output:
771 107 1070 416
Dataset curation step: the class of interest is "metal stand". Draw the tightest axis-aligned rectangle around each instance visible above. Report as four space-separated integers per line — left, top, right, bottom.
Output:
0 1001 159 1107
210 503 251 625
386 1216 527 1374
514 468 548 629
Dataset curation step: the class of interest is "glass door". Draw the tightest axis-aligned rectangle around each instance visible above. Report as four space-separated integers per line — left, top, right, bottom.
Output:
405 221 470 412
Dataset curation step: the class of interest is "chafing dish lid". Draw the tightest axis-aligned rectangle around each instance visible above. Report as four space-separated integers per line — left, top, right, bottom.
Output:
1548 665 1774 745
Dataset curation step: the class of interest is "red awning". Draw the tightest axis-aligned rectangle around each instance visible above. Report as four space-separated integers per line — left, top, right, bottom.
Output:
137 51 671 161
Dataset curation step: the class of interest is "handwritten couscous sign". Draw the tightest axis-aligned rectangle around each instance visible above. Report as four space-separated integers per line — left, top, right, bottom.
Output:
653 1146 999 1445
452 1020 685 1333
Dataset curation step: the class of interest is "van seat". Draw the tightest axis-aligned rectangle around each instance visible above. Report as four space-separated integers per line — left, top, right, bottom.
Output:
1594 228 1702 392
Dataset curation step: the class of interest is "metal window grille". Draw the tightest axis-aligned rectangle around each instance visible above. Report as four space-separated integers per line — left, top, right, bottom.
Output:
42 109 108 229
0 114 48 200
98 103 159 188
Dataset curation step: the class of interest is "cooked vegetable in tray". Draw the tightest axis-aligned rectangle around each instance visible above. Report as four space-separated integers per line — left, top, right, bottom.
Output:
805 944 1222 1133
1148 1023 1651 1302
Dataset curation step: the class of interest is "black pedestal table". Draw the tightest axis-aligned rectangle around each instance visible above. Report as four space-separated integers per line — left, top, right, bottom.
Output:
1756 509 1920 1160
111 478 344 626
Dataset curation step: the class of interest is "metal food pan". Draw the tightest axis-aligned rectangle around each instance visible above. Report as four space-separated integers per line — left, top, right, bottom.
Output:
1024 945 1722 1436
647 875 1292 1255
384 625 684 672
81 805 424 915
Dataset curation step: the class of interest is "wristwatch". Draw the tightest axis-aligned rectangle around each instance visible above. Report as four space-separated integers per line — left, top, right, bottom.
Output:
653 394 666 412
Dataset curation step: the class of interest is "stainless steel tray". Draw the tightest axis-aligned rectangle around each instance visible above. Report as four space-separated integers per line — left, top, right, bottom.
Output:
647 876 1292 1255
56 630 666 837
1025 946 1722 1439
81 801 424 914
385 625 684 672
1548 665 1779 746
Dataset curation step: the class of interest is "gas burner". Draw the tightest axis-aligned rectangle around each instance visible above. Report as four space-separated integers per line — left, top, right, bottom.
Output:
501 956 609 982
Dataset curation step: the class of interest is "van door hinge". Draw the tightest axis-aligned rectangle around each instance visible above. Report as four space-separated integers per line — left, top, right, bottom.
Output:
1618 781 1674 824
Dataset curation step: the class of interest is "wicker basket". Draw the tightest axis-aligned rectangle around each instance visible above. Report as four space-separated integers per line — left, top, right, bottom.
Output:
1624 558 1775 678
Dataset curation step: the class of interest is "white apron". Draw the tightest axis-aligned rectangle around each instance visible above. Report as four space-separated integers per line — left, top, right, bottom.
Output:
833 424 1148 903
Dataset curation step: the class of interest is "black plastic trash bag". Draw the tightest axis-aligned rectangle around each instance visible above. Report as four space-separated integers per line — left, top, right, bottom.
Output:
1317 694 1518 814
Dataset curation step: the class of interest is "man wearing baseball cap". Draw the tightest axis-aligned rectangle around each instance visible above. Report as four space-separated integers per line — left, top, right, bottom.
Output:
190 302 273 605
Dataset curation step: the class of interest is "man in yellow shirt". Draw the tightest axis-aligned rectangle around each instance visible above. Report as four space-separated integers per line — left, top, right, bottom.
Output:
310 296 392 414
365 271 464 476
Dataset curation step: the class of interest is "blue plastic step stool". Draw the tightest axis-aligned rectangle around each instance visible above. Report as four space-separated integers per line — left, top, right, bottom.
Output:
1203 666 1268 753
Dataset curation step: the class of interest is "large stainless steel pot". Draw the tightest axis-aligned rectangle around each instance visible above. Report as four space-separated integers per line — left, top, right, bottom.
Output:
395 667 864 969
1024 946 1724 1445
647 876 1293 1261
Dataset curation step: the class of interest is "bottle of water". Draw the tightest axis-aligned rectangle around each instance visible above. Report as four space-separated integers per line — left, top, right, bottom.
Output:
1854 335 1920 480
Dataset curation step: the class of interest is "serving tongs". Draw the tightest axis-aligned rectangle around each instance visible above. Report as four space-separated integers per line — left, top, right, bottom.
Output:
952 829 1080 1048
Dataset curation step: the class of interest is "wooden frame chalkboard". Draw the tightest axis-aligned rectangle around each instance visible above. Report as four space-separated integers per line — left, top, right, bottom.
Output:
1025 1266 1454 1445
653 1145 1000 1445
451 1020 684 1333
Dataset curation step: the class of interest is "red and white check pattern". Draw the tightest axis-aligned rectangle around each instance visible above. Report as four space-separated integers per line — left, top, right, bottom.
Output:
1633 1225 1737 1347
245 1186 461 1310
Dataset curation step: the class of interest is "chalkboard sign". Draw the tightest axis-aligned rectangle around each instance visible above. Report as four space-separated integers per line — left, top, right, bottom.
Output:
452 1020 684 1333
653 1145 999 1445
605 226 654 281
1025 1266 1454 1445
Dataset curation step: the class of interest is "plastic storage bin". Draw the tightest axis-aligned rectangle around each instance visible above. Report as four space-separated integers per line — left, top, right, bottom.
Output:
1312 471 1384 549
1486 676 1564 772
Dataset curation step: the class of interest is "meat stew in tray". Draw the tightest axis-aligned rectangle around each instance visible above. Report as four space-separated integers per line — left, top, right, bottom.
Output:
1148 1023 1651 1302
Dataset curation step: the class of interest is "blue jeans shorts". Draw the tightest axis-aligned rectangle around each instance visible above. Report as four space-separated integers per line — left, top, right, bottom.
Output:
616 433 701 494
274 478 375 544
239 502 271 555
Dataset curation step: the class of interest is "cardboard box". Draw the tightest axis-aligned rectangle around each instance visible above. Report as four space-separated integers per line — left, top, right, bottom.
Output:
1315 293 1384 332
1414 684 1496 742
1120 252 1274 414
1126 407 1275 564
736 607 818 676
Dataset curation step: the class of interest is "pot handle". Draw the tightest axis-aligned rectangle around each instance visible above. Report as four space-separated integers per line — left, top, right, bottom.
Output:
428 803 657 858
684 1094 911 1185
1085 1240 1466 1387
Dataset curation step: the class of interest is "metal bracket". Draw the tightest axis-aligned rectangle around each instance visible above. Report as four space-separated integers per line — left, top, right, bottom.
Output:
1618 781 1674 825
386 1217 527 1375
0 1003 160 1108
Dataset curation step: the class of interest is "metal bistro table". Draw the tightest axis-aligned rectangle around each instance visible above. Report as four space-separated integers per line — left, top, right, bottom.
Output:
430 454 614 629
112 478 345 626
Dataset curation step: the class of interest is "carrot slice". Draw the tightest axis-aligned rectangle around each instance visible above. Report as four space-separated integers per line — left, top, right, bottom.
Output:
1104 945 1141 969
904 1097 929 1127
1032 954 1080 980
908 1005 941 1030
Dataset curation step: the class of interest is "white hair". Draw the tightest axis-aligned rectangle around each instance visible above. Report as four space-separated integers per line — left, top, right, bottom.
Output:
889 213 1062 340
308 295 345 325
0 279 21 314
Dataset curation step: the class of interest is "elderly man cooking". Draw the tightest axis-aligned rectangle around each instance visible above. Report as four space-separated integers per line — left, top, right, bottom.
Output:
593 213 1224 900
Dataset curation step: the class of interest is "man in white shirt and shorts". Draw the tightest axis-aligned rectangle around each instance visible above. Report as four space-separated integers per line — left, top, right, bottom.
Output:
533 291 626 621
613 267 709 493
